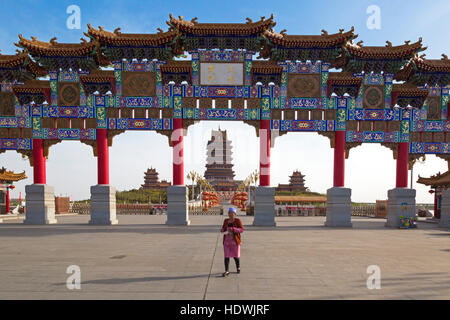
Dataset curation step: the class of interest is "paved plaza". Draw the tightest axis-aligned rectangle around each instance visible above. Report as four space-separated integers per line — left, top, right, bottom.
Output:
0 214 449 299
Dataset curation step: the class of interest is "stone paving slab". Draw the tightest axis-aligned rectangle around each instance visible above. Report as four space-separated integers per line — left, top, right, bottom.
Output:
0 214 449 299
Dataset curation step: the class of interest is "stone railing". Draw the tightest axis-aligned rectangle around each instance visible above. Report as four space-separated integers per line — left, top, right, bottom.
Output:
69 203 167 215
351 204 376 217
275 207 326 216
69 202 90 215
189 205 223 215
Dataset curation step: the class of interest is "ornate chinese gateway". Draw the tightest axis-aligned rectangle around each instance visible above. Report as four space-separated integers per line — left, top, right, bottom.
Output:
1 14 449 227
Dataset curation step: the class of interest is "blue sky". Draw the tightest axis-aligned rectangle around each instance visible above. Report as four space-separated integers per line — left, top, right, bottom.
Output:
1 0 449 202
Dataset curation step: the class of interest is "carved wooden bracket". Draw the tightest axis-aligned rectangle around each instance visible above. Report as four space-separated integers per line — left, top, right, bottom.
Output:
380 142 398 160
43 139 62 158
409 153 425 168
17 149 33 166
345 142 362 159
243 120 260 137
317 132 335 148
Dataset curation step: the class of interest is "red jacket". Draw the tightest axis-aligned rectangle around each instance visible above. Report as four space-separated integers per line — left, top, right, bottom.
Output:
221 218 244 245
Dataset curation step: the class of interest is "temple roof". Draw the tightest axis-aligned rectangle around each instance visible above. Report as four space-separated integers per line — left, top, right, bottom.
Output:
87 24 179 47
0 52 47 81
167 14 276 36
251 60 283 74
344 39 424 59
327 72 362 97
260 27 356 62
290 170 305 177
395 55 450 86
79 70 115 95
80 69 114 82
263 27 355 48
16 35 109 71
87 24 182 61
390 82 429 108
0 167 27 182
13 80 50 105
417 170 450 187
337 39 425 73
160 60 191 73
17 35 97 56
391 83 429 97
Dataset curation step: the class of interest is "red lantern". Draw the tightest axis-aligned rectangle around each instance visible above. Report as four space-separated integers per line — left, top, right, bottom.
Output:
9 185 15 190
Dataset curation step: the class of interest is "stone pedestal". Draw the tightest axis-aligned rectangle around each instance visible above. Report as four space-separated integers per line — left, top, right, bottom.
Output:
89 185 118 225
439 189 450 228
386 188 416 228
325 187 352 227
253 187 276 226
24 184 57 224
166 185 190 226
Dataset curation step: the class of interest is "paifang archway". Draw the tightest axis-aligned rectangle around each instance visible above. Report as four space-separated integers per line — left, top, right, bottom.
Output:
0 14 449 227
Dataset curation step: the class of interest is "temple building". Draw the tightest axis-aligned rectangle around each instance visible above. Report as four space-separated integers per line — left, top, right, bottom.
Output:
417 166 450 220
142 167 171 190
0 167 27 214
204 128 240 191
276 170 308 192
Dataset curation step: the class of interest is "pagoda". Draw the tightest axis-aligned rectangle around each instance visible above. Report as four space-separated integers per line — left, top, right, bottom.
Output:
276 170 308 192
204 128 239 191
0 167 27 214
142 167 171 190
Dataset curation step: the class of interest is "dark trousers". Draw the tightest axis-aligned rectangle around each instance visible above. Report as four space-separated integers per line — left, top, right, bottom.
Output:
224 257 240 271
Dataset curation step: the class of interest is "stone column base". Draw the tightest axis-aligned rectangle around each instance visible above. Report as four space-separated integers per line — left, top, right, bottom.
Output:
89 185 118 225
386 188 416 228
325 187 352 227
166 185 190 226
439 189 450 228
24 184 57 224
253 186 276 226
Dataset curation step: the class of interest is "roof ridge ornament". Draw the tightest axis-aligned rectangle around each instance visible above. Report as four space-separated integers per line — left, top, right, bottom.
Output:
442 54 448 60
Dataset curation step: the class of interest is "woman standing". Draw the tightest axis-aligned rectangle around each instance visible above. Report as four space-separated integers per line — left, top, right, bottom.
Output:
221 207 244 277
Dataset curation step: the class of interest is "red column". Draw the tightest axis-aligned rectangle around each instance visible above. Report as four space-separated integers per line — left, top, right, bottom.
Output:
396 142 409 188
434 190 439 219
333 131 345 187
6 187 9 214
96 128 109 185
259 119 270 186
32 139 46 184
172 118 184 185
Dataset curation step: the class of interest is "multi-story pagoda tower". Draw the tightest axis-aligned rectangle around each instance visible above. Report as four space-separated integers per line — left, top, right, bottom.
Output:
204 128 238 191
276 170 308 192
142 167 171 190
